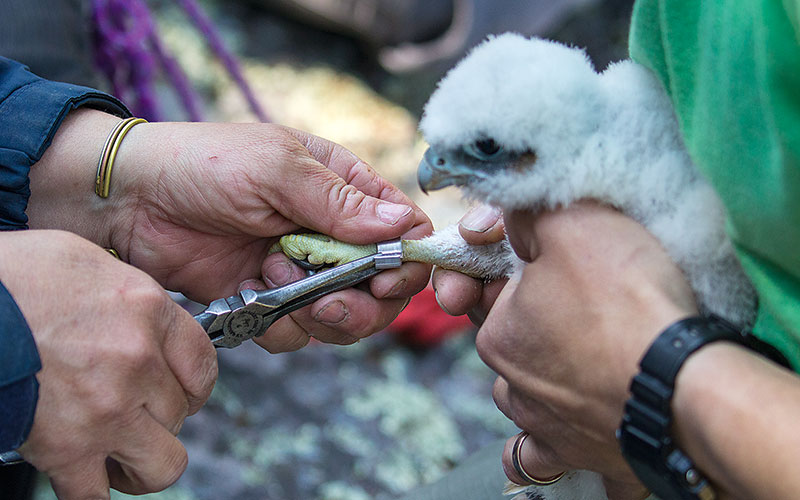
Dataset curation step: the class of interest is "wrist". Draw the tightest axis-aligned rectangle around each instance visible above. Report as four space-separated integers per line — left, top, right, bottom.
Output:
619 315 791 500
27 109 128 249
618 315 746 499
670 342 749 485
671 341 794 499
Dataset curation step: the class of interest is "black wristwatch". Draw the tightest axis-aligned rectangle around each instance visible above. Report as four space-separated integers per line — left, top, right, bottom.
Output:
618 315 789 500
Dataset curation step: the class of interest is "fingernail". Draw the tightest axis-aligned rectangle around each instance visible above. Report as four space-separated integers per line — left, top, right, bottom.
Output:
264 262 292 287
434 287 454 316
171 420 185 435
237 279 268 292
377 202 412 225
461 205 501 233
314 300 349 325
385 279 407 299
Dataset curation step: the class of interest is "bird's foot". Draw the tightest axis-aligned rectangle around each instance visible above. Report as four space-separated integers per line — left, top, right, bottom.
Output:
269 233 377 267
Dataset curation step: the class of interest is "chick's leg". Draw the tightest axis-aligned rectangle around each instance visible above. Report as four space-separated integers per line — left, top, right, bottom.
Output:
270 227 515 280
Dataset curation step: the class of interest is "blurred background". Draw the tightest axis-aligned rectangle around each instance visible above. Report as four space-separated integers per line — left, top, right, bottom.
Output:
1 1 634 498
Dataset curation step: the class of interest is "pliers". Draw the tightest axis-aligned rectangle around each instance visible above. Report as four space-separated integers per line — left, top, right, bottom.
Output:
194 239 403 348
0 240 404 466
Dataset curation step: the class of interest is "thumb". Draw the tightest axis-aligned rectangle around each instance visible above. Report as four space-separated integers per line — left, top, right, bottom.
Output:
274 131 419 243
279 164 415 243
458 205 505 245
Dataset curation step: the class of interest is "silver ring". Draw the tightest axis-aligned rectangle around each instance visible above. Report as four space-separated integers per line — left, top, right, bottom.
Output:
511 432 565 486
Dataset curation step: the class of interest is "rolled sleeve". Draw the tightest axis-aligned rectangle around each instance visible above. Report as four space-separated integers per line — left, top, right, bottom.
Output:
0 56 130 229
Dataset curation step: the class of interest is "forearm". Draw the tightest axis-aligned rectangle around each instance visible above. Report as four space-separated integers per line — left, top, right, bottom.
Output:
673 342 800 499
26 108 127 248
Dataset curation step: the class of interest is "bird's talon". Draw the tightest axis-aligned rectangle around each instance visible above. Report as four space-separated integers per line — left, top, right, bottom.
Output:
291 258 326 271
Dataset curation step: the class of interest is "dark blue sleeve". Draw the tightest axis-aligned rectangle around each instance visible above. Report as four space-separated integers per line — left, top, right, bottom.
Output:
0 281 40 452
0 57 130 452
0 56 130 230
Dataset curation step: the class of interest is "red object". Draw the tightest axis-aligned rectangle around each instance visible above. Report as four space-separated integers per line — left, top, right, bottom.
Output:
389 285 474 347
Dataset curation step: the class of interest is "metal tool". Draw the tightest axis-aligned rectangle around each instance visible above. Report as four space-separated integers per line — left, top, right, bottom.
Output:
195 239 403 348
0 240 404 467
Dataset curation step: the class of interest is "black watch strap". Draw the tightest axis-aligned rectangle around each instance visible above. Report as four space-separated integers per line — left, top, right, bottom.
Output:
639 315 744 386
618 315 746 500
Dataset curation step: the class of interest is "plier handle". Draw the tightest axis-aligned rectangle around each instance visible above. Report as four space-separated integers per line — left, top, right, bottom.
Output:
0 240 405 467
194 239 403 348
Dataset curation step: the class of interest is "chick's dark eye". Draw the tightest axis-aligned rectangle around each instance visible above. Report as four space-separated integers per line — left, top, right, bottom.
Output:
474 138 500 156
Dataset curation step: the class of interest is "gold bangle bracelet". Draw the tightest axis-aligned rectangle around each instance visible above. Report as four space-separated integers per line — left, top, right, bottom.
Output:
105 248 122 260
94 117 147 198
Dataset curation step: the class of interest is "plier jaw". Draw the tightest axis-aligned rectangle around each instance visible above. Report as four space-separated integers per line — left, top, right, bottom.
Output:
194 239 404 348
0 241 404 467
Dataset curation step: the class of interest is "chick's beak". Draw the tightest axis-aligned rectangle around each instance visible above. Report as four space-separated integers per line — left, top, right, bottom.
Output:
417 147 469 194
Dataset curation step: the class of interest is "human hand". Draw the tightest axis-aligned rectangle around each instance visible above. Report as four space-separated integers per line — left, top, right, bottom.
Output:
27 110 433 352
0 230 217 499
431 204 508 324
477 202 698 500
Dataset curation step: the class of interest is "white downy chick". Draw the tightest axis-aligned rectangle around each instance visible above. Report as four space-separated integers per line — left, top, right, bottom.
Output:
418 33 755 329
415 33 755 500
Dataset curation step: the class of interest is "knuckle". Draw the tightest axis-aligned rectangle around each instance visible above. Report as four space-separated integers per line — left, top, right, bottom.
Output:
87 390 132 424
322 330 360 345
475 327 498 364
256 340 285 354
334 307 370 336
149 447 188 492
331 183 366 217
113 333 160 374
310 326 359 346
491 383 506 411
290 334 312 351
111 273 171 322
339 313 380 341
185 351 218 413
281 327 313 352
127 279 170 312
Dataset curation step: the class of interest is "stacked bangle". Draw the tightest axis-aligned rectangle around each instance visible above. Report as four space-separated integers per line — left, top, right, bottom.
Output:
94 117 147 198
95 117 146 260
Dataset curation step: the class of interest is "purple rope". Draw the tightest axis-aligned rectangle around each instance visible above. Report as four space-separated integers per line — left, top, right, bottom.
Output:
92 0 167 121
176 0 270 122
91 0 269 123
148 26 205 121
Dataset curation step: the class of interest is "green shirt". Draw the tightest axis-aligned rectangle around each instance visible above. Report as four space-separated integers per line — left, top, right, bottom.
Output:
629 0 800 370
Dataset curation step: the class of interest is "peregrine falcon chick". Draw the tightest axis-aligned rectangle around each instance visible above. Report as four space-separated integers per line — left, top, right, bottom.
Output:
418 33 756 329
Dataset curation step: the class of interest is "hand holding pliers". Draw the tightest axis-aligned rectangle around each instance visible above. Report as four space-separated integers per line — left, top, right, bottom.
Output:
194 239 403 348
